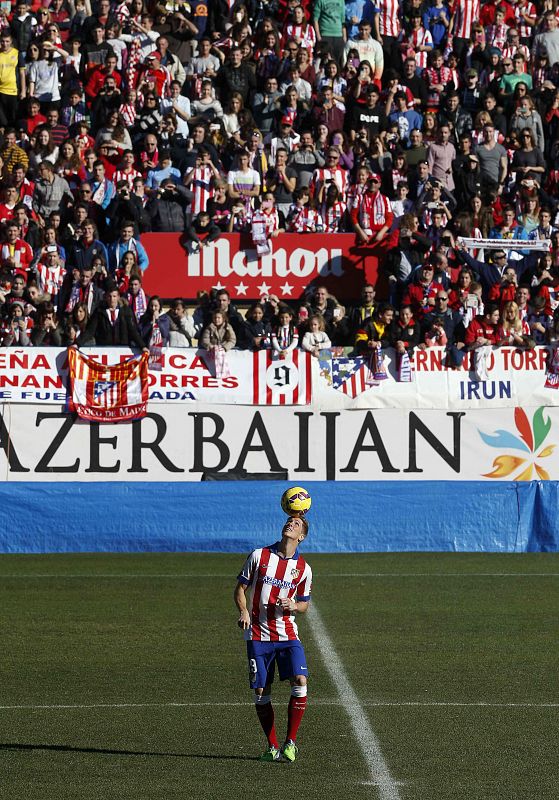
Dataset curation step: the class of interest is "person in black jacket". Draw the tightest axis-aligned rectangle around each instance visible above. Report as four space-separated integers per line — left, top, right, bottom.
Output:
107 181 151 238
147 179 193 232
80 285 148 349
215 46 256 105
185 211 221 249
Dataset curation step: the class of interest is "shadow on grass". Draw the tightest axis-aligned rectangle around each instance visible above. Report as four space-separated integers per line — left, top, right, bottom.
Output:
0 742 260 761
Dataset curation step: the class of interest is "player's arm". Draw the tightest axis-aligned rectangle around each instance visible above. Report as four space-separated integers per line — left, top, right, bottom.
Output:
234 580 251 629
279 598 310 614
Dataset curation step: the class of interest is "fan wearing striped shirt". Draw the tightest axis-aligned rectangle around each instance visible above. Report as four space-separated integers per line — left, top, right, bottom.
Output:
234 515 312 763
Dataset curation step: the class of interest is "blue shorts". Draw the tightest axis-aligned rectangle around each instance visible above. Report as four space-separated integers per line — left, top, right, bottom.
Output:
246 640 308 689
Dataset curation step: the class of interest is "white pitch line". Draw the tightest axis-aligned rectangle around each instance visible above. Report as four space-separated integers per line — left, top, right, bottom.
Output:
307 603 402 800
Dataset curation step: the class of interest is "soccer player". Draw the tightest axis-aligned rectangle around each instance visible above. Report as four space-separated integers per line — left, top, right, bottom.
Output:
234 515 312 763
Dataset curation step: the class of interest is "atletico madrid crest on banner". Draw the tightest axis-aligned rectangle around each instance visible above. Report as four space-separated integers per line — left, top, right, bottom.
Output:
67 348 149 422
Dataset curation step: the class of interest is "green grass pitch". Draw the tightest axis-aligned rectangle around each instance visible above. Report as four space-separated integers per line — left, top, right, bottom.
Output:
1 551 557 800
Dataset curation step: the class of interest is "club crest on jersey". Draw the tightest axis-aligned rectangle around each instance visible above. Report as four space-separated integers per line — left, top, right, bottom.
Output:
291 569 300 579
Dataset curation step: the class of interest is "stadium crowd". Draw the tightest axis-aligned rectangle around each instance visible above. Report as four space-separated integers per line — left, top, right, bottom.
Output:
0 0 558 356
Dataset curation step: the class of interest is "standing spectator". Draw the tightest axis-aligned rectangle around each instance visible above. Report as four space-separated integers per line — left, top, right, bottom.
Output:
80 285 148 349
32 161 73 225
0 33 20 129
313 0 345 64
475 122 509 193
427 124 456 191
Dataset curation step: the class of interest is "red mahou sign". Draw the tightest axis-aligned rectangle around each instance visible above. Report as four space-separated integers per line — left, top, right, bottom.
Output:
141 233 379 301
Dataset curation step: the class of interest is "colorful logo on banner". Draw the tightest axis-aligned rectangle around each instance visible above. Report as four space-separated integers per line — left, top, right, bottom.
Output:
478 407 555 480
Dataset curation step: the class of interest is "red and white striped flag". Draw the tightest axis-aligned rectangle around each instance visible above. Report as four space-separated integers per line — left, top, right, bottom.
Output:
68 348 149 422
252 350 312 405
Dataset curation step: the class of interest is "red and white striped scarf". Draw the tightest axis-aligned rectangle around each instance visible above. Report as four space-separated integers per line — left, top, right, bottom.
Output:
320 200 347 233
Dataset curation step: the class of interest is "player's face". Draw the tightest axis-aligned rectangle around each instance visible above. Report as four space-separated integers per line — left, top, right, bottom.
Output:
282 516 305 541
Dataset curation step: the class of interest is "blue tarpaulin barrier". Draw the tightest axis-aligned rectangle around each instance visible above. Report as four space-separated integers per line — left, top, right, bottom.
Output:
2 481 558 553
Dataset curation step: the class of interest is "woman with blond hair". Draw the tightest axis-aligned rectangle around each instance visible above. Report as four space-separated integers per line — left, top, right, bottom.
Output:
498 301 534 348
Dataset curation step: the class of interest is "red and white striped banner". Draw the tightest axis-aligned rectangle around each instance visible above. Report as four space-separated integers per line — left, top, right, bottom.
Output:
68 348 149 422
252 349 312 405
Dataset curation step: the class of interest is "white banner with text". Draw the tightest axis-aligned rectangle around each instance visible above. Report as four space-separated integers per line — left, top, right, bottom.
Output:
0 403 556 482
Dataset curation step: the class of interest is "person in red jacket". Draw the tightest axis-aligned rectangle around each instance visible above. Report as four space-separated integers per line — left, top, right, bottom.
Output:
351 173 397 251
402 262 440 318
464 303 502 349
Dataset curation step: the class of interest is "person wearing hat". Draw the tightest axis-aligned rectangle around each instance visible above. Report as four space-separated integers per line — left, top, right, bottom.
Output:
455 240 529 300
454 154 482 206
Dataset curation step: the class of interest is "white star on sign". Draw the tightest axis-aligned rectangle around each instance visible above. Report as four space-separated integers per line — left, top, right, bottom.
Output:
212 281 226 291
257 282 271 295
280 282 293 296
235 282 248 296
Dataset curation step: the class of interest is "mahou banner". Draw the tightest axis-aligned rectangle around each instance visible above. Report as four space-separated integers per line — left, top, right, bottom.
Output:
141 233 380 301
68 349 149 422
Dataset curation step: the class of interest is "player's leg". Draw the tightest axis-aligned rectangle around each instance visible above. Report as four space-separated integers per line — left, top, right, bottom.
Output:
247 642 280 759
276 641 309 762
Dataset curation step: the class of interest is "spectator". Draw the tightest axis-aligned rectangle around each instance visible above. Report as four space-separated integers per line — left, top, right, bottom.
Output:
80 285 147 348
200 309 236 352
108 222 148 273
163 298 195 348
301 314 332 356
31 302 62 346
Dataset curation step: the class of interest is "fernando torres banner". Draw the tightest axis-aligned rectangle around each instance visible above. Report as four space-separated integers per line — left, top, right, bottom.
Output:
68 349 149 422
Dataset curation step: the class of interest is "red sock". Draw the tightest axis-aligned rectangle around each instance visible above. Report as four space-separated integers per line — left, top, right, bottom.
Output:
255 702 279 749
286 695 307 742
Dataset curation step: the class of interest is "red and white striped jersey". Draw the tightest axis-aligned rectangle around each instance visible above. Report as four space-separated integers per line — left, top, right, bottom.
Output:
288 205 324 232
378 0 400 37
398 27 433 69
309 166 348 199
320 200 347 232
485 22 509 51
450 0 480 38
282 22 316 55
238 543 312 641
186 165 215 215
500 43 530 63
36 261 64 298
515 2 536 39
113 168 143 189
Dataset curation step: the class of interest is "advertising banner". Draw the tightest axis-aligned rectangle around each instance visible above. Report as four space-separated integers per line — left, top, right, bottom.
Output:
141 232 379 301
0 348 313 406
0 403 557 483
1 346 558 410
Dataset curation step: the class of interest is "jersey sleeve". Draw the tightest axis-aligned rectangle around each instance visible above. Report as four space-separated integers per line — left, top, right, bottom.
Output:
237 549 259 585
296 563 312 602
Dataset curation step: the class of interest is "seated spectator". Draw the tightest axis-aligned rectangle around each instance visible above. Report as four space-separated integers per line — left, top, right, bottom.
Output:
388 305 420 356
271 306 299 356
200 309 237 352
31 302 63 346
1 301 31 347
354 303 395 354
301 314 331 357
139 296 170 348
62 301 90 345
163 298 196 348
464 303 502 350
242 303 272 350
497 300 535 348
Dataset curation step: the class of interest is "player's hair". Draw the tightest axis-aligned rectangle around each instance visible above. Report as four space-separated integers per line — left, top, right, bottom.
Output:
300 517 309 537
